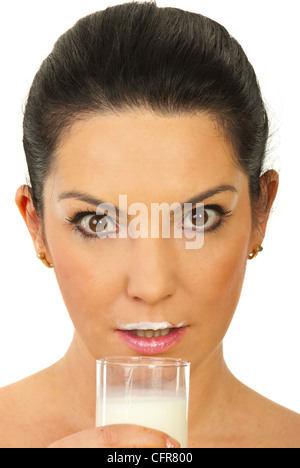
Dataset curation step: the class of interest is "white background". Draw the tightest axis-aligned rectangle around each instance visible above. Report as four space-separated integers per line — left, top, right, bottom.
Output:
0 1 299 412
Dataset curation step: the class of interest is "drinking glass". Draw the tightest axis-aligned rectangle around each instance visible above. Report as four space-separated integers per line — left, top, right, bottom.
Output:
96 356 190 447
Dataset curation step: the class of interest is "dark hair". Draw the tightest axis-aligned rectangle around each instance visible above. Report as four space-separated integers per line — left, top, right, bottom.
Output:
23 0 270 225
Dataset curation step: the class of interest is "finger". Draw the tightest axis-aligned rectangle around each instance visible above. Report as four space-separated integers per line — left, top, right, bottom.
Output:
48 424 181 448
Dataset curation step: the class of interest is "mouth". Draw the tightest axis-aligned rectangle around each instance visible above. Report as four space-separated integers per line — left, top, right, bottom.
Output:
130 328 173 338
115 322 187 355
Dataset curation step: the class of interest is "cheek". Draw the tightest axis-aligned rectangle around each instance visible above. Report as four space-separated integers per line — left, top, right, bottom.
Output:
46 225 125 335
200 200 252 324
184 222 251 352
194 251 247 334
205 246 247 315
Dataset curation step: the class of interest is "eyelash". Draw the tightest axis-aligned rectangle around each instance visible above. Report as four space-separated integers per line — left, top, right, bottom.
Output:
65 209 103 241
65 204 233 240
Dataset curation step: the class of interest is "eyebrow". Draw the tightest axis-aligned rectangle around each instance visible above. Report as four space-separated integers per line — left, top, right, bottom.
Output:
57 184 238 217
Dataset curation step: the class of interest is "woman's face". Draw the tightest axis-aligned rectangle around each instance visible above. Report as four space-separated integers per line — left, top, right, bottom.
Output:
39 111 256 365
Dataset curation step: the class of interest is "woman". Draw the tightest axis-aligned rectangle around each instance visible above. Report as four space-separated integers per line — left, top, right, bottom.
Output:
1 1 299 448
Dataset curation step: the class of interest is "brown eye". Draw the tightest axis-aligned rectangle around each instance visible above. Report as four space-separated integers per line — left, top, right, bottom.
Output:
184 207 220 231
80 214 117 236
191 207 208 228
88 215 107 233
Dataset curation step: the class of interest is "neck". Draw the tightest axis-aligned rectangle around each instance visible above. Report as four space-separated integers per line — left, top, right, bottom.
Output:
54 332 235 437
187 344 237 445
53 331 98 428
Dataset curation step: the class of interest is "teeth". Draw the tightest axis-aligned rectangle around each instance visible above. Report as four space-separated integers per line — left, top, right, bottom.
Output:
131 328 172 338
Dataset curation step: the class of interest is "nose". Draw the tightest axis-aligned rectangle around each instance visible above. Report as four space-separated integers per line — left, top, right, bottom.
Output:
126 238 177 305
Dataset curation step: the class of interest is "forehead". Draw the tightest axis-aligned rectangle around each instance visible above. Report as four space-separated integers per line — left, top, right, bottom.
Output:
48 111 243 201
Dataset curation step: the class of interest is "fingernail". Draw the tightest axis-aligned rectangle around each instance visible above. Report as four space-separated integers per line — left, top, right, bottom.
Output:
166 436 181 448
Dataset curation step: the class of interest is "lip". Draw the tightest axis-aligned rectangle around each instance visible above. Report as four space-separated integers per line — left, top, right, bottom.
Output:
115 326 188 355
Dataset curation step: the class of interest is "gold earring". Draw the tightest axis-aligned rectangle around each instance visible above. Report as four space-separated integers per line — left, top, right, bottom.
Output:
37 252 53 268
248 244 263 260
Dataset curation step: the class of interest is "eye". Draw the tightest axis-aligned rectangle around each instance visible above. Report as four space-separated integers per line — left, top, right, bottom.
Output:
65 210 119 239
79 213 118 237
182 205 231 232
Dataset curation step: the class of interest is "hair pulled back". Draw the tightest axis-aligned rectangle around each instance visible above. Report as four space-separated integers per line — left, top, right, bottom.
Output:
23 1 269 222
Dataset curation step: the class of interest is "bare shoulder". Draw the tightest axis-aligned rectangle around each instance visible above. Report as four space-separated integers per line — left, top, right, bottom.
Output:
0 366 75 448
0 372 50 447
272 404 299 446
233 380 300 448
190 379 300 448
261 399 300 448
0 378 35 447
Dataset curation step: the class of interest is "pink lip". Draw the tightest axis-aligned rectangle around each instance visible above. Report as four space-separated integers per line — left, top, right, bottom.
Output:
115 327 188 355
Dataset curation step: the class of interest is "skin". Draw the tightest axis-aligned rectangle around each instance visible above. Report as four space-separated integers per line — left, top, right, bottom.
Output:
1 110 299 448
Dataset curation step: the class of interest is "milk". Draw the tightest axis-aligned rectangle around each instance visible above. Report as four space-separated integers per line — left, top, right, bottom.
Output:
96 393 188 448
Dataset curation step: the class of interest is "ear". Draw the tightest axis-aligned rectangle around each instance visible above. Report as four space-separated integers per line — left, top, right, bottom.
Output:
249 169 279 247
15 185 52 262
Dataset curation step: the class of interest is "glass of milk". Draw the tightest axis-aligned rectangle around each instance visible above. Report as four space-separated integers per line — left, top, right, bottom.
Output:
96 356 190 448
